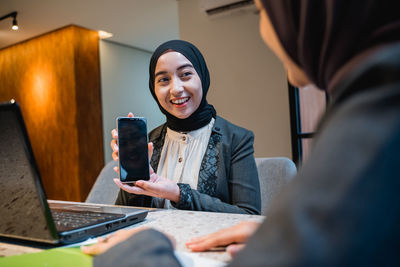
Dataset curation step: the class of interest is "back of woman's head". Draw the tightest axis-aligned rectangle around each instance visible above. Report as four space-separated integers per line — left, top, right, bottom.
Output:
260 0 400 91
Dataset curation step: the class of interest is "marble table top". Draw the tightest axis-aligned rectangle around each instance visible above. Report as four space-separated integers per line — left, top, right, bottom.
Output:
134 209 265 262
0 203 265 264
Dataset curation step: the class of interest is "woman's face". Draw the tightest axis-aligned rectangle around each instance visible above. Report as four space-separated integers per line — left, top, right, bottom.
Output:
255 0 310 87
154 51 203 119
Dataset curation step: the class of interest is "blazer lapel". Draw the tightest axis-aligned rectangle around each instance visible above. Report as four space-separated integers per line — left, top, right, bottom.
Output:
149 124 167 172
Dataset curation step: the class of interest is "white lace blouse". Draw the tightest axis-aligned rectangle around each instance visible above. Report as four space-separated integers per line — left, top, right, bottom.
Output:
156 118 215 208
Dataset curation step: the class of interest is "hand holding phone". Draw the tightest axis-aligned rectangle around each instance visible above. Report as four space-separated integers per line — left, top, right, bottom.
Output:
117 117 150 184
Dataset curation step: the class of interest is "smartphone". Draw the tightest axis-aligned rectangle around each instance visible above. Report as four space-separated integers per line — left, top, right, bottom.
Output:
117 117 150 184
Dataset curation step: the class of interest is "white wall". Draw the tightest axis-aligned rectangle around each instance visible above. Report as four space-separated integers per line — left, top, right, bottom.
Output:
100 41 165 164
178 1 292 158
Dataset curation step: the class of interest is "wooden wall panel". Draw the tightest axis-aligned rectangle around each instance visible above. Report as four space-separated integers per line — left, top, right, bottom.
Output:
0 25 104 201
72 27 104 201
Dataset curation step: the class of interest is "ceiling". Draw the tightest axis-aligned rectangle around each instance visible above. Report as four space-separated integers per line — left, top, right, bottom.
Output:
0 0 180 51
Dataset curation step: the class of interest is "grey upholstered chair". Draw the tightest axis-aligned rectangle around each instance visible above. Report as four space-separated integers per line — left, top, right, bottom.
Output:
86 160 119 204
255 157 297 215
86 157 297 212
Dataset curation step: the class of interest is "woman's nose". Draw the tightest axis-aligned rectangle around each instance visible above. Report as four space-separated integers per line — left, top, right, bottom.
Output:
170 77 184 95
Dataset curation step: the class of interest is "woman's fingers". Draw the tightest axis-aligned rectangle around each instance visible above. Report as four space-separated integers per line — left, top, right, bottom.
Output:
113 166 119 174
111 128 118 139
233 221 260 241
148 142 154 174
186 221 261 252
112 151 119 161
134 180 161 195
110 135 119 161
148 142 154 159
110 139 118 151
113 179 146 195
186 229 235 252
81 240 110 255
82 230 129 255
128 112 134 118
81 227 149 255
113 179 160 198
226 244 246 257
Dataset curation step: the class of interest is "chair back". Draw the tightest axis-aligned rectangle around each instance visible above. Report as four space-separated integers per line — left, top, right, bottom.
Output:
86 160 119 204
86 158 297 210
255 157 297 215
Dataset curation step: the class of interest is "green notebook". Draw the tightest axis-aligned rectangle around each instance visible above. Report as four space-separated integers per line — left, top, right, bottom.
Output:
0 247 92 267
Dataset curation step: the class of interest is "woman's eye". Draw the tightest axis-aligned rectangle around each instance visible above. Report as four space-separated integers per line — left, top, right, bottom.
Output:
181 72 192 78
158 77 169 83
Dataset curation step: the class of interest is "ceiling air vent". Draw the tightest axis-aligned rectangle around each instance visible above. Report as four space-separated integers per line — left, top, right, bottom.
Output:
200 0 255 16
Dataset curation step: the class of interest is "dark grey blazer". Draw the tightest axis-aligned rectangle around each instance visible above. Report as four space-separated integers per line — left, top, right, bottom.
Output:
115 116 261 215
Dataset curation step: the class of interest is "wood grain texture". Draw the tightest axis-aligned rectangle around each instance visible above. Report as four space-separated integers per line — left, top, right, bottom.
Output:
72 26 104 201
0 25 104 201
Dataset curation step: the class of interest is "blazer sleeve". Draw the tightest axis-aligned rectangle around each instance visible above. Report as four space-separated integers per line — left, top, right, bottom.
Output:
93 229 181 267
229 80 400 266
172 129 261 215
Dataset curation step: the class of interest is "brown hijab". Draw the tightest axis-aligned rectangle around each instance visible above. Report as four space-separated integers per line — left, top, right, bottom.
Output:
260 0 400 92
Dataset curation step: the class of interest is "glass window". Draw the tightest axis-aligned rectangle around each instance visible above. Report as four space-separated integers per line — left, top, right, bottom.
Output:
289 83 327 165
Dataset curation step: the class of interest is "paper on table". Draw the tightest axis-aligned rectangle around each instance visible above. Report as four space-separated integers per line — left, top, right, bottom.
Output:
175 251 227 267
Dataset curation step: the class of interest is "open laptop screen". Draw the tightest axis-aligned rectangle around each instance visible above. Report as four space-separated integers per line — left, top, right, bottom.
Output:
0 103 58 243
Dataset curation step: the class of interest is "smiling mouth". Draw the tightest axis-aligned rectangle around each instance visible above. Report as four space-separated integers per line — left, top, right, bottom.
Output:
170 97 190 105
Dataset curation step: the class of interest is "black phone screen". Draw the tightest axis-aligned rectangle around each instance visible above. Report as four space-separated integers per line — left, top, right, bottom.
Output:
117 117 150 183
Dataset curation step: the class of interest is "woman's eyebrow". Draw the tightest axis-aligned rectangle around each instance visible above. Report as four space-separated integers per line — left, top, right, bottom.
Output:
155 63 194 78
155 70 167 78
177 63 194 71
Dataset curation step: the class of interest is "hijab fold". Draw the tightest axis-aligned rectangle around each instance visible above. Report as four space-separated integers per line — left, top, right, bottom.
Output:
261 0 400 92
149 40 216 132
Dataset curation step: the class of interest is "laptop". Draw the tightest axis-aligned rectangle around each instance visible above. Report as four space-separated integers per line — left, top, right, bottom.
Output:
0 101 148 245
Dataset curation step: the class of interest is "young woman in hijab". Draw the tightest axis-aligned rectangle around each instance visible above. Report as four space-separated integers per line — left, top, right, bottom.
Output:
83 0 400 265
111 40 261 215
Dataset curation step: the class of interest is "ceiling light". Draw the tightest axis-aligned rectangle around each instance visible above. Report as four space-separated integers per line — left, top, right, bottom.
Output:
0 11 19 31
98 30 113 39
12 16 18 30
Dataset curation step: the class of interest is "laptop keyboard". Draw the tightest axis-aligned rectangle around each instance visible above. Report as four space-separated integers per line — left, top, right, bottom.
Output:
51 209 125 232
